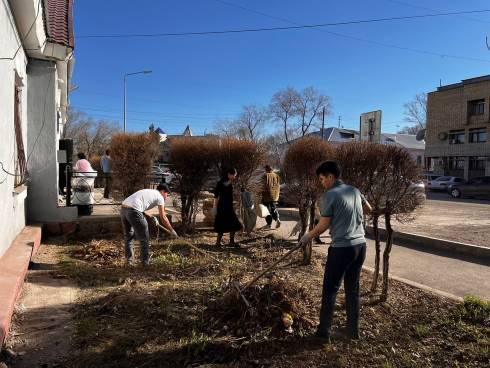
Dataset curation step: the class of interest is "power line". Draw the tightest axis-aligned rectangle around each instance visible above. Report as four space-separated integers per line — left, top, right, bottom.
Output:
384 0 490 24
212 0 490 63
76 9 490 39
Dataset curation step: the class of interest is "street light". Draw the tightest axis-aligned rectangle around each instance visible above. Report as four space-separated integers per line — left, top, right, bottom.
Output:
123 70 152 132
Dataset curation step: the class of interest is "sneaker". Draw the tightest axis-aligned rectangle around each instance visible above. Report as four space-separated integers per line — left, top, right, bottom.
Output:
275 220 281 229
310 330 331 344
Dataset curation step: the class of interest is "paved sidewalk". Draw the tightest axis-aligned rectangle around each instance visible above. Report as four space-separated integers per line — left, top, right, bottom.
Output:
261 213 490 300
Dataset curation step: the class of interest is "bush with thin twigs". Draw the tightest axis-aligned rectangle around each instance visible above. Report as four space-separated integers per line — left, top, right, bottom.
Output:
282 136 335 264
170 137 220 233
337 142 421 300
216 137 267 196
110 133 160 197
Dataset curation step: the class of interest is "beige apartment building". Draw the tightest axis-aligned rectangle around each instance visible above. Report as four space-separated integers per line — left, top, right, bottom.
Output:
426 75 490 180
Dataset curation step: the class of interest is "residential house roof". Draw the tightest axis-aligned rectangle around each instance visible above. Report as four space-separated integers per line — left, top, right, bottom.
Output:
43 0 74 48
283 128 424 150
381 133 425 150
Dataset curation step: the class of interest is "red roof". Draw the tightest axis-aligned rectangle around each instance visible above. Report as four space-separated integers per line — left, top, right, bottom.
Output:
43 0 74 49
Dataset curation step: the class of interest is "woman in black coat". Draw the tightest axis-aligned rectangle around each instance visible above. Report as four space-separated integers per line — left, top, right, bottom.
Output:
212 168 242 246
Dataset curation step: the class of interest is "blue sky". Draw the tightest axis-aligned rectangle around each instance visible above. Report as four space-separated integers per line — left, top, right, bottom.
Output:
70 0 490 135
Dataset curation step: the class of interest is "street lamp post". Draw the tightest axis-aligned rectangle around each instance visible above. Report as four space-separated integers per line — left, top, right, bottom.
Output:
123 70 152 133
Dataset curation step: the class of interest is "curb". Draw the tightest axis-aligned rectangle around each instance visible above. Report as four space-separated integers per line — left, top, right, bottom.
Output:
362 266 463 303
365 226 490 261
0 225 42 345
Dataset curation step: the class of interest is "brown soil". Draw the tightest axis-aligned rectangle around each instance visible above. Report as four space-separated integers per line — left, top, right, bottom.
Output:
5 233 490 368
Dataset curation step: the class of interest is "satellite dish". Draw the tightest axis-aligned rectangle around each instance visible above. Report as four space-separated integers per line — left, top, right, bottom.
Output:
416 129 426 141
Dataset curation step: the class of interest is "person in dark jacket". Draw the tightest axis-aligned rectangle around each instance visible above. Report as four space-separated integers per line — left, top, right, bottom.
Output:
212 168 242 247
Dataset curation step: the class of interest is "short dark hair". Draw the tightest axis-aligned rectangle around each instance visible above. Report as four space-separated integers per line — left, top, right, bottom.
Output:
157 183 170 192
226 167 237 176
105 149 110 155
77 152 86 160
264 164 272 172
316 161 341 178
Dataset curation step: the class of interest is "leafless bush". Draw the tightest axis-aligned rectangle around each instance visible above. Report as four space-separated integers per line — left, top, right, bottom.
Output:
217 138 266 192
282 136 335 264
110 133 160 197
170 137 220 233
337 142 421 300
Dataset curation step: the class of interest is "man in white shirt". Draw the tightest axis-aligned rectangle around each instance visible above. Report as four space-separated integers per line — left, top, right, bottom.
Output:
121 184 178 266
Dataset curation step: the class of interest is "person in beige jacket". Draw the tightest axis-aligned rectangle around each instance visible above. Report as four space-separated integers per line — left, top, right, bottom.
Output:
261 165 281 229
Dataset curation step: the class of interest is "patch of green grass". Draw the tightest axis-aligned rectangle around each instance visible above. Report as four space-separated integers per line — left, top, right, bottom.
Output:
383 361 395 368
183 328 212 356
414 323 430 338
458 295 490 324
152 253 194 268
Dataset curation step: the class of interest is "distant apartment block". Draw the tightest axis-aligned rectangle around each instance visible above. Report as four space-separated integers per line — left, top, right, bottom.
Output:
426 75 490 180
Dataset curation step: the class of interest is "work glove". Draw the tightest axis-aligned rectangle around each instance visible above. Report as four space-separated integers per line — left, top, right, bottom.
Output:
298 232 312 247
170 229 179 239
211 207 217 216
152 216 160 227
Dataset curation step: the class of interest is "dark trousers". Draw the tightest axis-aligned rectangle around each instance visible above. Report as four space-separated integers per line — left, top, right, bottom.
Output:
263 201 279 226
120 207 150 264
318 244 366 336
103 174 112 198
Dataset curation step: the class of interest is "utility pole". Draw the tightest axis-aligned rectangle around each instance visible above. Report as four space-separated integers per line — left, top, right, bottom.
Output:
321 107 325 140
338 115 341 128
123 70 152 133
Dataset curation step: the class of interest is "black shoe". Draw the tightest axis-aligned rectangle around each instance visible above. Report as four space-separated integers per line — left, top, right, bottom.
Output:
314 238 325 244
332 327 359 340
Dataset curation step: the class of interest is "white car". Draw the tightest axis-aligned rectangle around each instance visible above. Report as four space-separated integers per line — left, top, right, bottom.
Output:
427 176 464 191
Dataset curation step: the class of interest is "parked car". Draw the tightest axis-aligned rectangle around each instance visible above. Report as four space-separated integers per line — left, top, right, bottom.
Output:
151 165 175 185
410 181 426 204
421 174 440 186
427 176 464 191
447 176 490 199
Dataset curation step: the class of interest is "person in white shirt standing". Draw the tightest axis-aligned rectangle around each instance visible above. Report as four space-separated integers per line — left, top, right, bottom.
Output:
121 184 178 266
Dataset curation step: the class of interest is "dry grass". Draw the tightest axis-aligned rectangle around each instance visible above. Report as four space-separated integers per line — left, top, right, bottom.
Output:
52 234 490 368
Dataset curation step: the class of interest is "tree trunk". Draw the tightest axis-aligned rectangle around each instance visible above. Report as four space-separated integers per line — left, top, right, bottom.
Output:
298 204 309 264
381 213 394 301
370 215 381 293
301 200 316 265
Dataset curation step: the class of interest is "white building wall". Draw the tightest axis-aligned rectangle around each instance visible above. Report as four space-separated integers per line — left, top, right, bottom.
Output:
0 0 29 257
26 59 77 223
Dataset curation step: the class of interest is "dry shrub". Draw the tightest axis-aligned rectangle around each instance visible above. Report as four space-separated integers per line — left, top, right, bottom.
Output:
337 142 421 299
170 137 220 233
209 276 317 338
110 133 160 197
282 136 335 263
88 154 103 188
217 138 266 189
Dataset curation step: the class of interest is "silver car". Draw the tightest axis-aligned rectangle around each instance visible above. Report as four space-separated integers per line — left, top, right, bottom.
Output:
427 176 464 191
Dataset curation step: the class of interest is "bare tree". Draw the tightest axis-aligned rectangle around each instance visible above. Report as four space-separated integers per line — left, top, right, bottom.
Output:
282 136 335 264
295 86 331 137
269 87 300 143
263 132 286 168
398 93 427 134
236 105 269 142
64 108 120 158
214 105 268 142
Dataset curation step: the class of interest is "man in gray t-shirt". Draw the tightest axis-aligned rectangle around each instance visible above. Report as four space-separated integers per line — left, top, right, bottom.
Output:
299 161 372 343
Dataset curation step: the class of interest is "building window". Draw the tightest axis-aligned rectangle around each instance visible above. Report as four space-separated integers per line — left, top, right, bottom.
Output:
469 128 487 143
448 157 465 170
449 130 465 144
469 156 486 170
14 84 28 187
469 99 485 115
416 155 422 166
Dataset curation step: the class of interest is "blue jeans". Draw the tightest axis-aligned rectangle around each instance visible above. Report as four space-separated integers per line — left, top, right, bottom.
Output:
318 244 366 336
120 207 150 265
